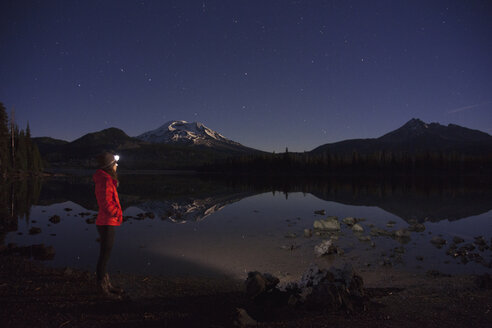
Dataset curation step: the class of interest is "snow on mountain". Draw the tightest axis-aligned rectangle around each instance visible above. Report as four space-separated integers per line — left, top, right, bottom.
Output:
136 120 242 147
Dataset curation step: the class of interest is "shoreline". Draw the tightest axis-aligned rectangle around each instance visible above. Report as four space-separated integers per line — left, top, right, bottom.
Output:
1 253 491 327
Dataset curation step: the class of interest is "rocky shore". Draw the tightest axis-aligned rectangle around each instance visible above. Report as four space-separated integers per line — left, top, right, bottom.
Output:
1 252 491 327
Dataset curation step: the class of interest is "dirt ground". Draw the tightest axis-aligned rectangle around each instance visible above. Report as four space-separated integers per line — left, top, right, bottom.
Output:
0 254 491 328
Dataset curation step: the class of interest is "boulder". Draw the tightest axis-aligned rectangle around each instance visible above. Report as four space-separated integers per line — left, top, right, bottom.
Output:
342 217 356 226
314 239 343 257
313 217 340 231
297 263 365 312
351 224 364 232
245 272 280 299
394 229 410 238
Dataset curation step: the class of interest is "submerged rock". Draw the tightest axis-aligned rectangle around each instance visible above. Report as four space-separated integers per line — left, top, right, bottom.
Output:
370 227 392 237
431 236 447 248
474 236 489 251
394 229 410 238
386 220 396 228
313 217 340 231
357 235 372 242
452 236 465 244
303 229 312 238
314 209 326 215
29 227 42 235
408 223 426 232
342 217 356 226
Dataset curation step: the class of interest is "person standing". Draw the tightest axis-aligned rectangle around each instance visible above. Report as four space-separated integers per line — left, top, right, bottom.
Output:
93 152 124 297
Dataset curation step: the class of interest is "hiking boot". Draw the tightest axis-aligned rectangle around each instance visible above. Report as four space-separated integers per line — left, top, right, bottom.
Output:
104 273 124 295
97 275 122 299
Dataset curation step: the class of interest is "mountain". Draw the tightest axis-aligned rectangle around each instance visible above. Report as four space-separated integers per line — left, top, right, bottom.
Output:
136 120 256 152
34 124 262 169
311 118 492 155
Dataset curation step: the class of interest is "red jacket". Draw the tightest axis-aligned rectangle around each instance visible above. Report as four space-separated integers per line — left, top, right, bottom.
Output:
93 169 123 226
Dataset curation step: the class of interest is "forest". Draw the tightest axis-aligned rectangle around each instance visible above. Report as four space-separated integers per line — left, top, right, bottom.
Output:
0 102 44 179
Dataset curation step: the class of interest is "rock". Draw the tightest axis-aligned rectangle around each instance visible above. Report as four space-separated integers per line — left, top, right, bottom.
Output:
235 308 257 327
351 223 364 232
29 227 42 235
474 236 489 251
357 235 372 242
63 208 72 212
452 236 465 244
386 220 396 228
342 217 356 226
49 215 61 224
281 244 300 251
297 263 365 312
314 239 343 257
313 217 340 231
314 209 326 215
145 212 155 219
408 223 426 232
245 272 280 299
304 229 312 238
394 229 410 238
85 218 96 224
284 233 297 239
370 227 392 237
431 236 447 248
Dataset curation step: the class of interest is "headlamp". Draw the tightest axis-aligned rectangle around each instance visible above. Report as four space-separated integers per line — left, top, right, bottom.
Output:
114 155 120 162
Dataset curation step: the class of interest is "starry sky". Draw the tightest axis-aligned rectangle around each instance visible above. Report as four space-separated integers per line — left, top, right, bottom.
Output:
1 0 491 152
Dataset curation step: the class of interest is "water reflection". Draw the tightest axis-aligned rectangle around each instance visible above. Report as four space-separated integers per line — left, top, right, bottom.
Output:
29 174 492 223
1 173 491 278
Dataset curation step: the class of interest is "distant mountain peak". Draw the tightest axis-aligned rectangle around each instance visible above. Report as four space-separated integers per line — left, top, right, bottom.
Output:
136 120 248 150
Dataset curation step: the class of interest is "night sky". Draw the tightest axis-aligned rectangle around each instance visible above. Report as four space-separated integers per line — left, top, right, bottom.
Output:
1 0 491 152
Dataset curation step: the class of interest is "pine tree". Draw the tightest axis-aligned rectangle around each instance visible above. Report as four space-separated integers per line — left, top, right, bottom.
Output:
0 102 9 175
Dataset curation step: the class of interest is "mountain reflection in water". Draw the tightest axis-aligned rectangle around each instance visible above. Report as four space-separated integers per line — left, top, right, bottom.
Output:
1 172 491 278
25 173 492 224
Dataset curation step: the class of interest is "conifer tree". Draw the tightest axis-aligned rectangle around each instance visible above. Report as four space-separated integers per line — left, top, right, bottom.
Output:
0 102 9 175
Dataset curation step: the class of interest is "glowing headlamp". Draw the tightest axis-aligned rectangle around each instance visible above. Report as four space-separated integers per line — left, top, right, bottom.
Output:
114 155 120 162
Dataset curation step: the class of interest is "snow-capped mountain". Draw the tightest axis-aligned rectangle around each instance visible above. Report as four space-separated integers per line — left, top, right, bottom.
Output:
136 120 250 150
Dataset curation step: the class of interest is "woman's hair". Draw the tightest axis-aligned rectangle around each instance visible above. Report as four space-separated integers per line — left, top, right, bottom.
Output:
102 167 119 186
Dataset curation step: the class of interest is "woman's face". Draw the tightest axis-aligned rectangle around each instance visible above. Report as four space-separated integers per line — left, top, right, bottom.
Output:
112 162 118 172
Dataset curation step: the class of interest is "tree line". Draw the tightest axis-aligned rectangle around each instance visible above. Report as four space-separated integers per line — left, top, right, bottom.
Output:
200 148 492 175
0 102 44 178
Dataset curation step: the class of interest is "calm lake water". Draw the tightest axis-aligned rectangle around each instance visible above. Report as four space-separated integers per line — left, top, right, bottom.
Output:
1 172 491 282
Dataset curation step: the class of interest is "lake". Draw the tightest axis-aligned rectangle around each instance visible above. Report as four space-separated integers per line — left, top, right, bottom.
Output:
1 172 491 283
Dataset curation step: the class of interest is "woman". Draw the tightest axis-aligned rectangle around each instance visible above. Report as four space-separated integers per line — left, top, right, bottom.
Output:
94 152 124 297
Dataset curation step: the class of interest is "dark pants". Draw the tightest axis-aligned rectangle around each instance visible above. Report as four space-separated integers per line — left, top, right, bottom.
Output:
96 225 115 282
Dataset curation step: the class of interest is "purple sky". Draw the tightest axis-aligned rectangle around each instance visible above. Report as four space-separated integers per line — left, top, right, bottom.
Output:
1 0 491 152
